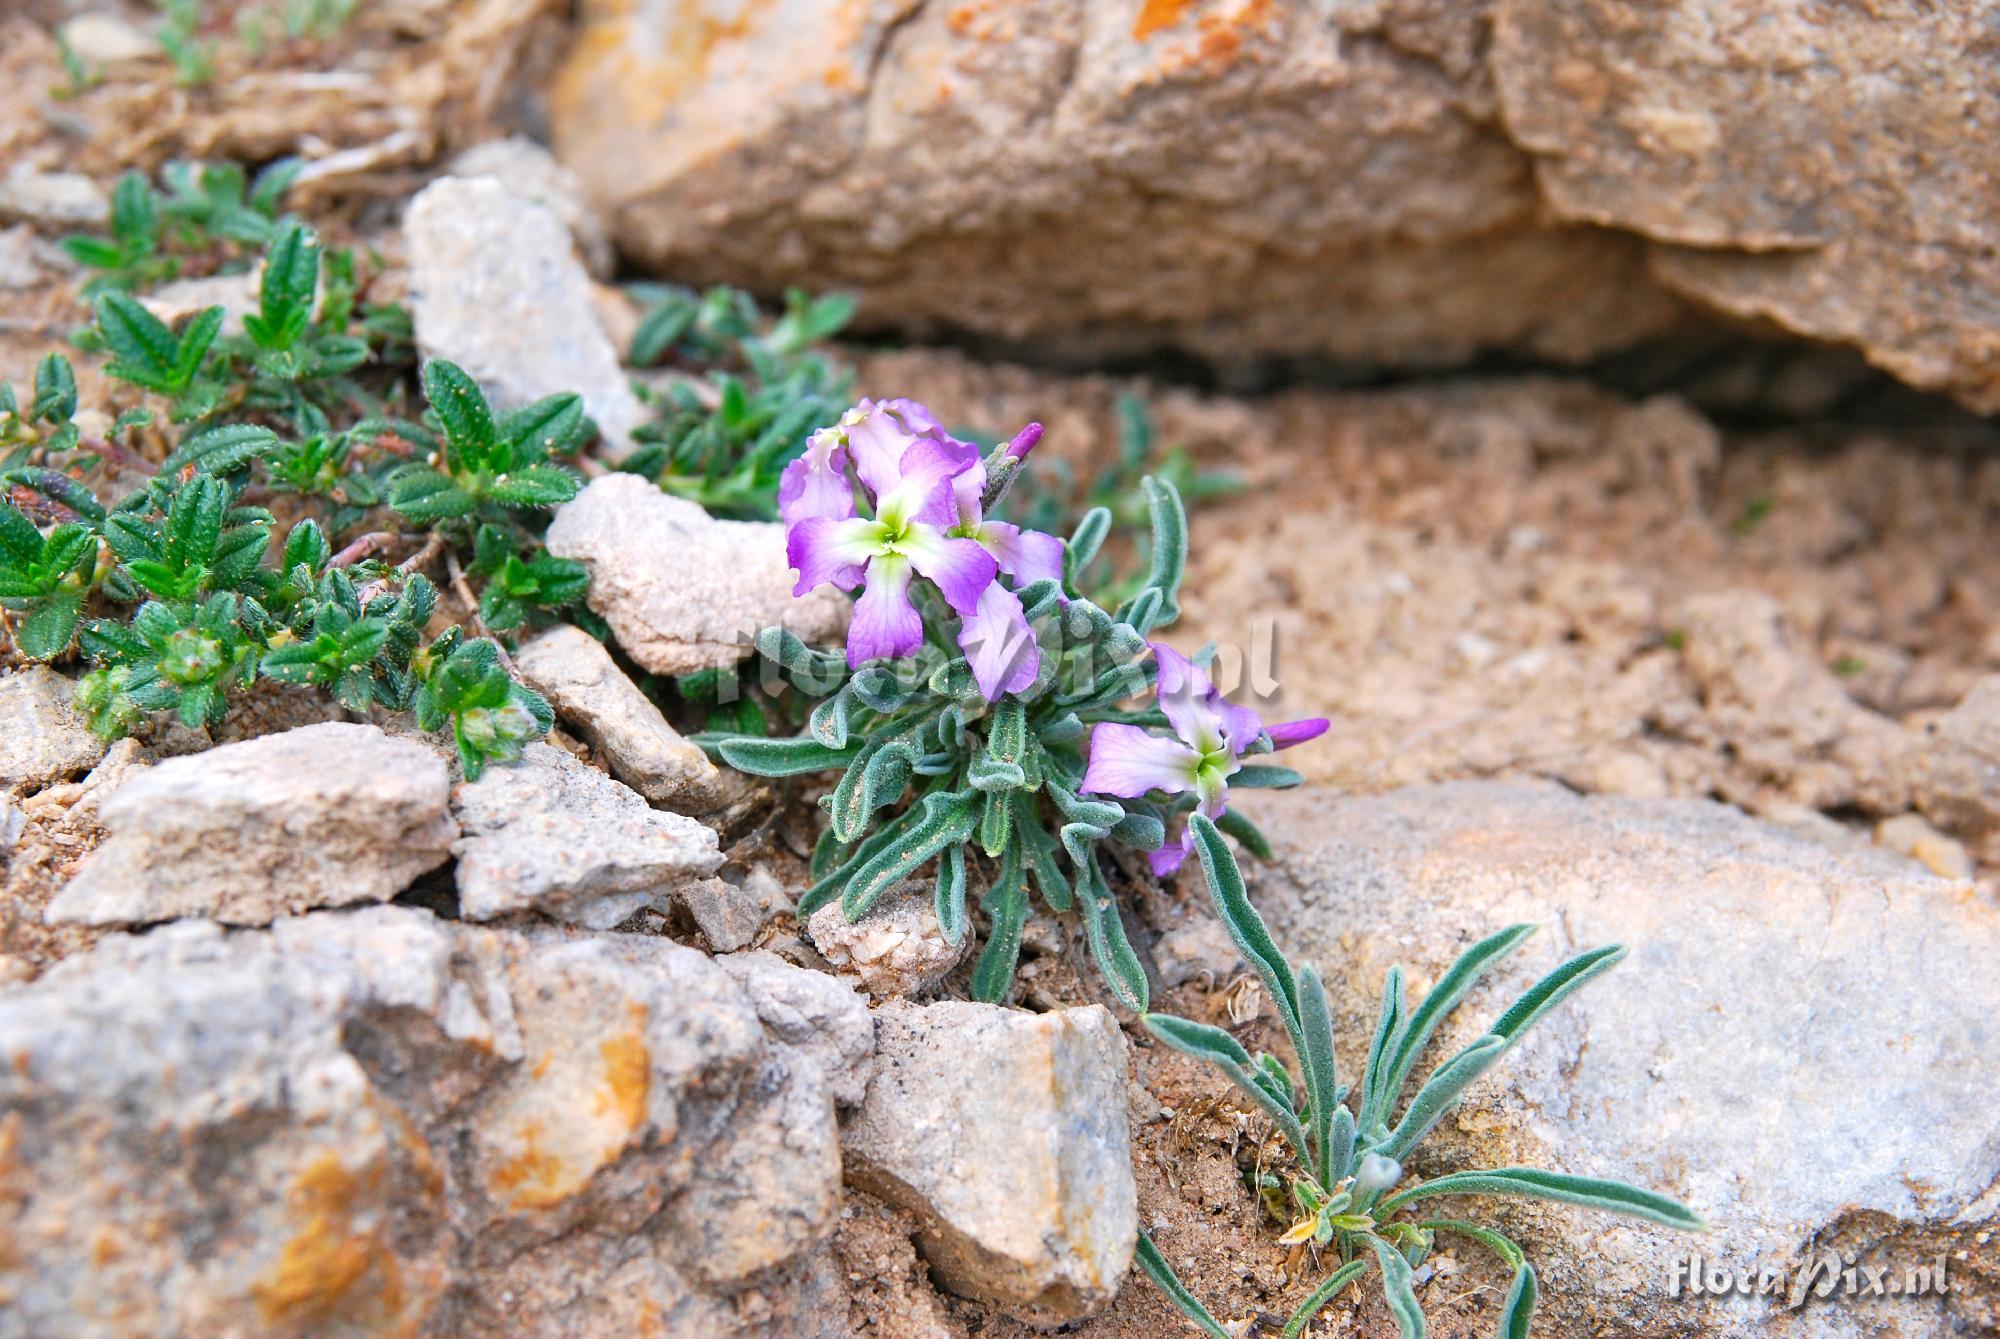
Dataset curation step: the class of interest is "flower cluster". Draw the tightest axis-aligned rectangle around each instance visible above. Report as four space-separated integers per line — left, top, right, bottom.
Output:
1084 642 1326 875
717 399 1324 1008
783 398 1057 700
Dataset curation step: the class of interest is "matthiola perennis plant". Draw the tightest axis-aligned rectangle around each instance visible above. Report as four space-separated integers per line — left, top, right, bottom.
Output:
1136 820 1703 1337
704 398 1321 1007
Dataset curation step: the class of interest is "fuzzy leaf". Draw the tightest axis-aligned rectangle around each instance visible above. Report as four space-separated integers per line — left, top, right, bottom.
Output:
1376 1034 1507 1163
161 423 279 475
16 592 82 660
1231 764 1302 789
1366 1233 1429 1339
422 360 495 461
1382 924 1537 1112
970 847 1028 1002
485 464 579 510
1281 1260 1372 1339
1379 1168 1702 1232
1134 1233 1231 1339
839 789 978 921
1491 944 1628 1045
934 842 968 945
1190 813 1303 1054
1077 855 1148 1011
717 734 860 777
1298 963 1344 1189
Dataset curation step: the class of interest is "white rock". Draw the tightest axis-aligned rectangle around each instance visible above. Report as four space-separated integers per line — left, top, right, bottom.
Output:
450 742 721 928
807 879 966 998
545 472 847 674
513 624 728 811
405 175 645 456
450 136 613 278
58 14 158 68
0 166 108 227
140 269 259 336
0 668 106 793
841 999 1136 1325
45 721 454 926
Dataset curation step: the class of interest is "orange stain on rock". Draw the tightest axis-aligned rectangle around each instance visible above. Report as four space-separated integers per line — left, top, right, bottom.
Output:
595 1020 651 1135
251 1152 401 1327
1134 0 1195 40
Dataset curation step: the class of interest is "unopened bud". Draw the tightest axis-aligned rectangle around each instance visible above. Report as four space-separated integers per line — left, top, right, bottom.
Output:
1356 1152 1402 1192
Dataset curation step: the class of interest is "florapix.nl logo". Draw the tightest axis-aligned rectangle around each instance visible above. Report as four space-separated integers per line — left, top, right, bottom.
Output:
1669 1250 1950 1308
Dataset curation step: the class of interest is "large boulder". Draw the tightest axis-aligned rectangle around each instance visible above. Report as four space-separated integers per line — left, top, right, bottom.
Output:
1229 782 2000 1337
0 906 872 1338
552 1 2000 410
1494 0 2000 413
549 0 1688 374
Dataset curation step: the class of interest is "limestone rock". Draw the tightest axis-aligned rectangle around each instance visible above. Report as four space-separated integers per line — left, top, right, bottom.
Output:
670 871 772 952
1241 782 2000 1337
0 668 105 792
0 166 106 227
842 1000 1136 1325
1912 675 2000 863
513 623 728 811
45 721 453 927
57 14 157 69
551 0 1686 376
807 879 966 998
545 473 847 675
0 906 868 1338
715 949 874 1108
405 175 644 456
1493 0 2000 413
449 136 613 278
450 742 722 928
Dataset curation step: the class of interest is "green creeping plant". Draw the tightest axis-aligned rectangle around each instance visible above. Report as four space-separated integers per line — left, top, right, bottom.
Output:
619 285 857 520
1137 817 1703 1338
62 159 301 297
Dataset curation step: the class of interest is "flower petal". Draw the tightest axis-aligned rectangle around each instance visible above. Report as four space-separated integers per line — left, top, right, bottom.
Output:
1153 641 1262 756
957 581 1039 701
778 428 854 526
951 458 987 530
901 526 996 617
1266 717 1330 750
1081 722 1200 800
787 516 878 596
878 434 979 529
1147 827 1193 878
844 399 944 501
978 521 1065 586
846 553 923 665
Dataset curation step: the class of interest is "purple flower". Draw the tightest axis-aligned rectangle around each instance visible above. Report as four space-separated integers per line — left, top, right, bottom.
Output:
1081 643 1328 876
784 399 1064 699
787 403 995 666
942 444 1064 698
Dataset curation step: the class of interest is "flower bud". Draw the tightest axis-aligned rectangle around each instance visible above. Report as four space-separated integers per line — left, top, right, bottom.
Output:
1356 1152 1402 1192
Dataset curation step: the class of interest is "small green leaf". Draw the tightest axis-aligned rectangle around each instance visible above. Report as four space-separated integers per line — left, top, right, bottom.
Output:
933 842 967 945
1077 855 1147 1011
1190 813 1303 1056
1375 1034 1507 1162
1491 944 1628 1045
1382 924 1537 1112
422 359 496 461
16 592 82 660
32 353 78 424
1231 764 1302 789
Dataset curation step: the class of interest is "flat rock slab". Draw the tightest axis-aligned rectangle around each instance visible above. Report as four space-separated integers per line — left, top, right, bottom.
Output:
45 721 453 927
0 906 870 1338
545 472 847 675
451 742 722 928
0 668 105 793
842 999 1136 1326
405 175 644 455
1242 782 2000 1337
